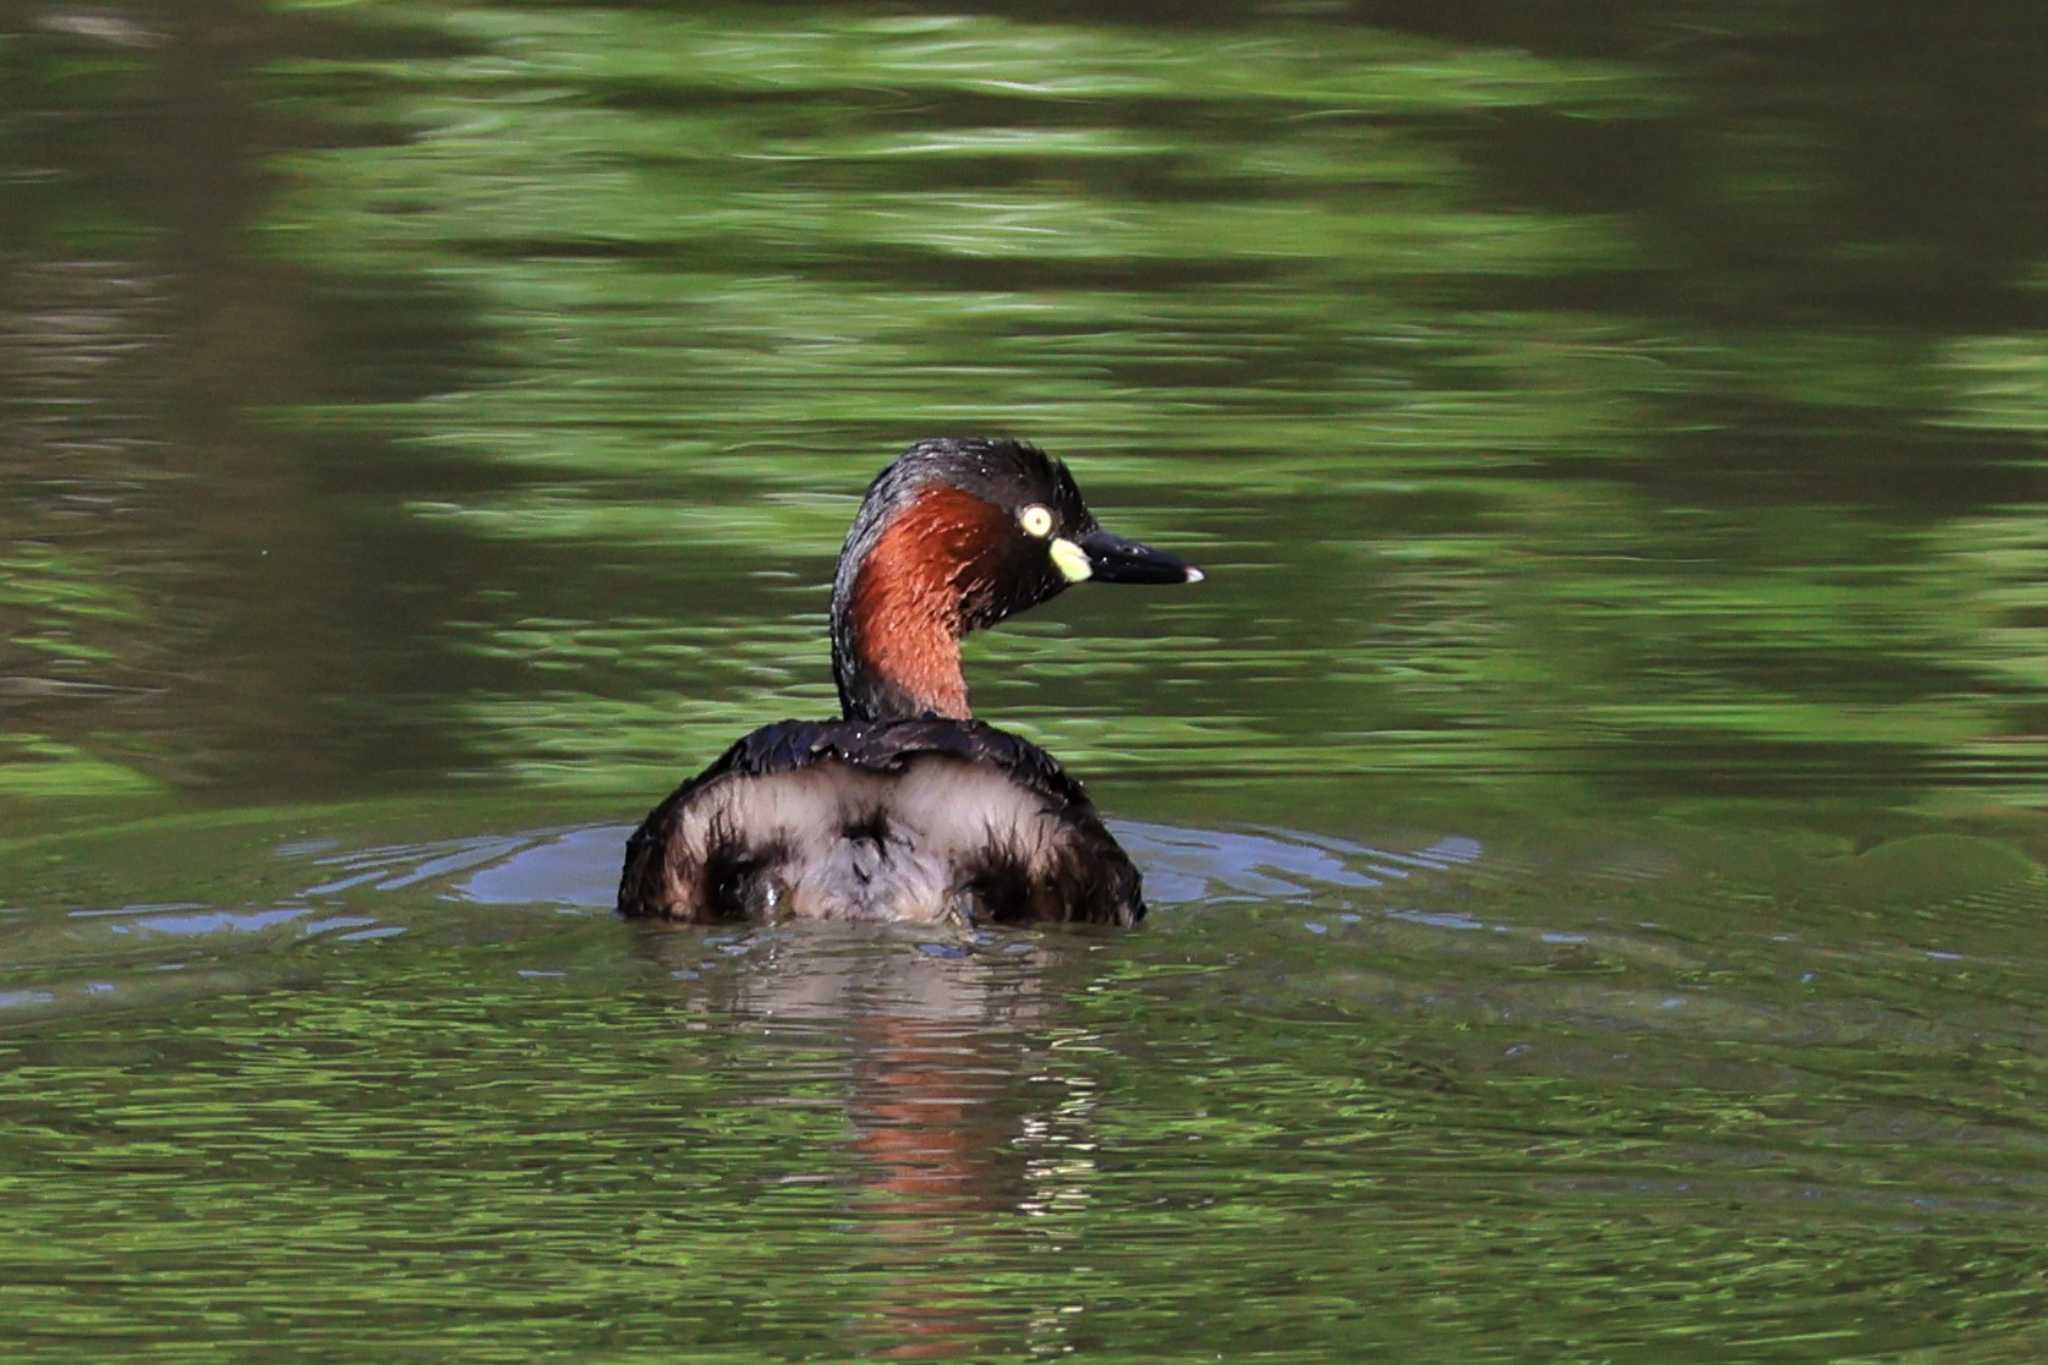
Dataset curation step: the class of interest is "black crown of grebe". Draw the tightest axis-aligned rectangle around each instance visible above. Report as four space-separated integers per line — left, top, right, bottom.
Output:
618 436 1202 926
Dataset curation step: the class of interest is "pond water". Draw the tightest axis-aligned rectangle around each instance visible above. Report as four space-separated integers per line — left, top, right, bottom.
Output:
5 1 2047 1357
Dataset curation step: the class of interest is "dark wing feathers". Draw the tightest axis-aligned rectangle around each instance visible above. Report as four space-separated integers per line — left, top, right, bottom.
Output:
617 717 1114 920
707 717 1093 809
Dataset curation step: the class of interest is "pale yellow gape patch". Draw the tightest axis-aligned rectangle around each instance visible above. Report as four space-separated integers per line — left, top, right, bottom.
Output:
1049 537 1092 583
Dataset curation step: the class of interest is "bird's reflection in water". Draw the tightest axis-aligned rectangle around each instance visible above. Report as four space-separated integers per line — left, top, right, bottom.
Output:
631 922 1114 1357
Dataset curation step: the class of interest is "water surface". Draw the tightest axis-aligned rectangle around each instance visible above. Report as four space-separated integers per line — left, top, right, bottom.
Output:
4 1 2047 1357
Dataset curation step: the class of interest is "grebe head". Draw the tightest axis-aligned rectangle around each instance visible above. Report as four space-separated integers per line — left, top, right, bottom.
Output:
830 437 1201 724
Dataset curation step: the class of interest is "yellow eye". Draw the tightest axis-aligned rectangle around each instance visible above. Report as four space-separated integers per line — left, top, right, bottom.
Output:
1019 504 1054 539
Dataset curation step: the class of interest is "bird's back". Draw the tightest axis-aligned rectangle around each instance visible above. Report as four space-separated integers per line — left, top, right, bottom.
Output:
617 718 1144 925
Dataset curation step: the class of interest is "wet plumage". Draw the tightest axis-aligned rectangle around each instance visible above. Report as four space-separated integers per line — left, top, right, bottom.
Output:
618 718 1142 925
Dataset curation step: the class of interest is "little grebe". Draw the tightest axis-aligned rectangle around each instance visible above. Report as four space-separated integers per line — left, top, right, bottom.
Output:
617 437 1201 926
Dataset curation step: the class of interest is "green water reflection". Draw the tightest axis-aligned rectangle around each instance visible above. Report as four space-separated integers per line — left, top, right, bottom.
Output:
2 806 2045 1357
4 0 2048 1357
6 0 2046 813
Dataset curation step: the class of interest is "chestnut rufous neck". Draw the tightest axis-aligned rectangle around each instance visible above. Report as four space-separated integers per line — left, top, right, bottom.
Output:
832 486 1009 723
